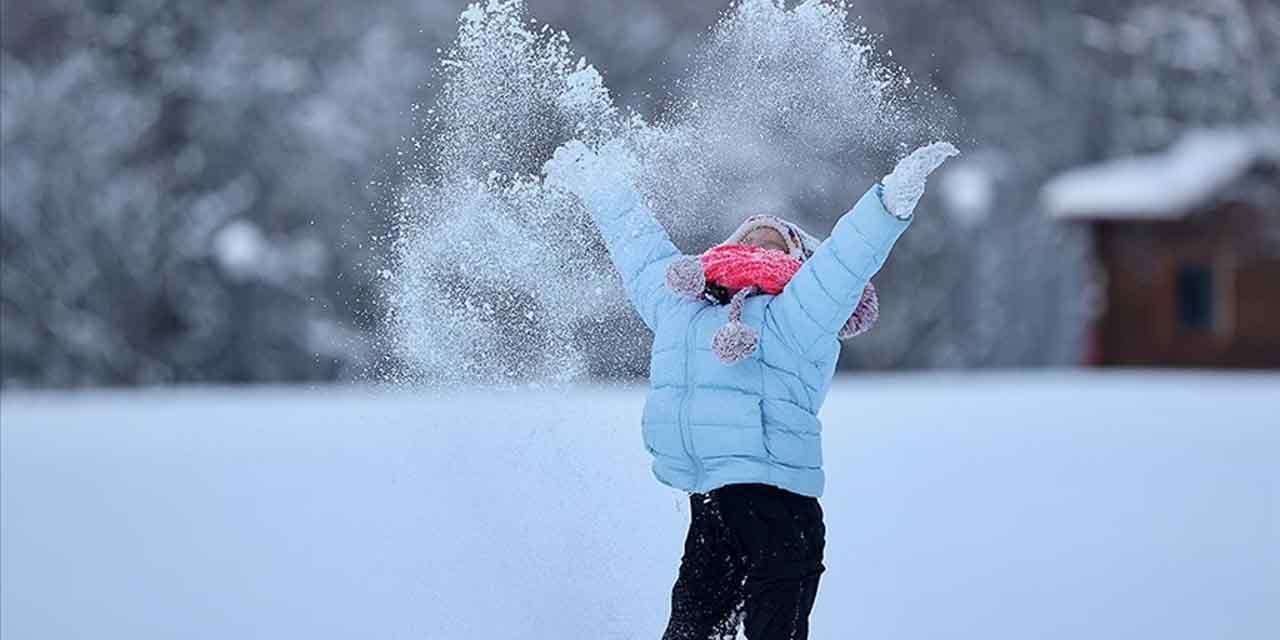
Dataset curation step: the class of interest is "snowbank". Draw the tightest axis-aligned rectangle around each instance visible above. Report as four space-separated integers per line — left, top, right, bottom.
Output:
2 373 1277 639
1043 127 1280 220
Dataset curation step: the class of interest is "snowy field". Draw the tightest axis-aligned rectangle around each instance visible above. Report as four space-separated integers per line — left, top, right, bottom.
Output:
2 372 1277 640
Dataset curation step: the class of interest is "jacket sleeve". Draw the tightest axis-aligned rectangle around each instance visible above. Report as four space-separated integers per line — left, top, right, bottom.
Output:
765 184 911 361
582 181 683 331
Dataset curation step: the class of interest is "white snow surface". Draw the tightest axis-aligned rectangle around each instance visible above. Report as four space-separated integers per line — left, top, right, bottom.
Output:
3 373 1278 640
1043 127 1280 220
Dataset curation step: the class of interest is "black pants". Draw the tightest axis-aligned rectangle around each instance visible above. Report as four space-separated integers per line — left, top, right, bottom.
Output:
662 483 826 640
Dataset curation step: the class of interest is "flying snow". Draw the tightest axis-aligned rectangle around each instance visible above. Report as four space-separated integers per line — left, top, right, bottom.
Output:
384 0 953 385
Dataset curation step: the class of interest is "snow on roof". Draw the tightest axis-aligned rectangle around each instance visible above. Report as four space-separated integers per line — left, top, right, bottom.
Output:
1043 127 1280 221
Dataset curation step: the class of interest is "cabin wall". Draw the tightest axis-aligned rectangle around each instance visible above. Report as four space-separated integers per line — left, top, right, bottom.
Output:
1095 202 1280 368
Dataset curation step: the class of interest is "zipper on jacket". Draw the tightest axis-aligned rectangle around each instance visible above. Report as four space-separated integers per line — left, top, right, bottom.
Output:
679 306 710 491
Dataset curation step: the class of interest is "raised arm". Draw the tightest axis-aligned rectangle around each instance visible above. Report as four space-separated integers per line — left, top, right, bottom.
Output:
765 185 907 359
766 142 958 360
544 140 681 330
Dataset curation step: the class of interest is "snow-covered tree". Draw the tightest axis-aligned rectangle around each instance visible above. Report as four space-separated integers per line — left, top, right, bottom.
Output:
1 0 440 385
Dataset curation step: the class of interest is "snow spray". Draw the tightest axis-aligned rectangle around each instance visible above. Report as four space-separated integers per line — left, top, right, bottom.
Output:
383 0 952 386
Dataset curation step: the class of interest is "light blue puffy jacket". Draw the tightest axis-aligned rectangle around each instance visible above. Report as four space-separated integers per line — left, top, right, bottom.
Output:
587 183 911 498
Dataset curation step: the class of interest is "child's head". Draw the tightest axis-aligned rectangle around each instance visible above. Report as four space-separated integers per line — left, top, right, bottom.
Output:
674 214 820 306
722 215 819 262
666 212 879 363
738 227 789 254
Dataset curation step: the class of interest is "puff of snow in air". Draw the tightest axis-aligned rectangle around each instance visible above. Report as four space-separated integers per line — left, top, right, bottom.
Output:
384 0 953 386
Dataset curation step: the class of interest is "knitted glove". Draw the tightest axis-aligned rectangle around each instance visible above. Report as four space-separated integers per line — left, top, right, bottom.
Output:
881 142 960 220
543 139 639 210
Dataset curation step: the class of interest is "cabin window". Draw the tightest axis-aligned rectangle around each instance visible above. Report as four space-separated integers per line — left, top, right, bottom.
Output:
1175 264 1214 331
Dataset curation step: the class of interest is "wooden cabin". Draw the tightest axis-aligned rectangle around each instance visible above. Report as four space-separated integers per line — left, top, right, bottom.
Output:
1044 129 1280 369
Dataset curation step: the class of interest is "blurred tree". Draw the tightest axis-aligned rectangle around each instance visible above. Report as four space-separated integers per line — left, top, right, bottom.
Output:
1 0 445 385
1082 0 1280 153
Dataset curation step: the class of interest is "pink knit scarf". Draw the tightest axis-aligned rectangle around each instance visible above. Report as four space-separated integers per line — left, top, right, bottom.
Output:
699 245 802 295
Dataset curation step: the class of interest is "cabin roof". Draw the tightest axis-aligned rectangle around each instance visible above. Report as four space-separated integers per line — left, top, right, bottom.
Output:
1043 127 1280 221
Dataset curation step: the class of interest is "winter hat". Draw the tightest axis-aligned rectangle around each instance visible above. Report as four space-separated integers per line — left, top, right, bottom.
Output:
723 214 822 261
666 215 880 365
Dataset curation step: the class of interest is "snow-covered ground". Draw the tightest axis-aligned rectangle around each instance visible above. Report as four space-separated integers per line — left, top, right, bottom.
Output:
2 372 1277 640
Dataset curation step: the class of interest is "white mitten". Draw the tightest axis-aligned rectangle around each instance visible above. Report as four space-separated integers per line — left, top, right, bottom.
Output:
881 142 960 220
543 139 639 210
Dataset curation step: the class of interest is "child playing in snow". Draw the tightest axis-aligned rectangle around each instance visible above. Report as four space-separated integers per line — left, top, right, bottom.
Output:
545 139 956 640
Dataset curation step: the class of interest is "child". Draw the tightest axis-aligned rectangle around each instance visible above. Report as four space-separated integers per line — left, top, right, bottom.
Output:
545 140 956 640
